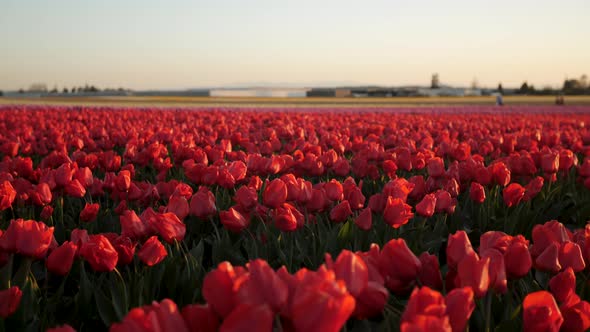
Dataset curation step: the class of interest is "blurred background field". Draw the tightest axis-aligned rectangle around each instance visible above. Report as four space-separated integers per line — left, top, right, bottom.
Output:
3 95 590 108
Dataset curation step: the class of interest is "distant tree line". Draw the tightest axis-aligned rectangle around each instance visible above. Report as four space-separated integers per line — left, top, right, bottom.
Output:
513 75 590 95
17 84 129 94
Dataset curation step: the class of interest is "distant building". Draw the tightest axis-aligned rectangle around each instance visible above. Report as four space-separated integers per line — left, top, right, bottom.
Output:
210 88 308 98
28 83 48 93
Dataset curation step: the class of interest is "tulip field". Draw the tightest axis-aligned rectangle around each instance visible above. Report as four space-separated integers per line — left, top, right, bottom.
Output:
3 105 590 331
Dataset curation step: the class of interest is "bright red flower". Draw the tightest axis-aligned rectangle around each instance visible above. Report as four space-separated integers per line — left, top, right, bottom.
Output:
46 324 77 332
148 212 186 244
65 179 86 198
330 250 369 298
400 287 450 332
330 200 352 223
203 262 238 318
523 291 563 332
137 236 167 266
110 299 189 332
445 287 475 332
0 286 22 318
0 180 16 211
189 187 217 218
234 186 258 211
181 304 219 332
446 231 475 269
236 259 288 313
379 238 421 294
0 219 55 259
457 252 490 298
469 182 486 204
263 178 288 208
46 241 77 276
523 176 544 202
219 303 273 332
112 236 136 266
354 207 372 231
549 267 576 304
273 204 298 232
324 180 344 201
220 207 250 233
503 183 525 207
120 210 149 240
166 195 189 220
79 202 99 222
415 193 436 217
115 170 131 192
383 197 413 228
80 234 118 272
504 239 532 278
418 252 443 290
427 157 446 177
289 268 356 332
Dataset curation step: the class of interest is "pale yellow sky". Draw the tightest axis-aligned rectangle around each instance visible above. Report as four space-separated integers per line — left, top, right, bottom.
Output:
1 0 589 90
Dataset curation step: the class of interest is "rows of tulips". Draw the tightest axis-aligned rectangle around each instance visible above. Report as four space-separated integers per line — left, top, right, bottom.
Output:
1 105 590 331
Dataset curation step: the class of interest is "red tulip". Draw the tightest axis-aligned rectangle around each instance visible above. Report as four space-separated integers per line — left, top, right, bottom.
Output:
138 236 167 266
445 287 475 332
289 269 356 332
415 193 436 217
503 183 525 207
480 248 507 294
79 202 99 222
457 252 490 298
523 291 563 332
115 170 131 192
120 210 149 240
427 157 445 177
0 180 16 211
273 204 298 232
166 195 189 220
541 151 560 173
234 186 258 211
46 241 77 276
330 200 352 223
263 179 287 208
219 303 273 332
560 300 590 332
504 240 532 278
354 207 372 231
383 197 413 228
446 231 475 269
0 219 55 259
549 267 576 304
0 286 22 318
469 182 486 204
148 212 186 244
418 252 443 290
331 250 369 297
110 299 189 332
220 207 250 233
324 180 344 201
523 176 544 202
203 262 238 318
65 179 86 198
80 235 118 272
189 187 217 218
181 304 219 332
400 287 450 332
379 238 421 293
112 236 136 266
46 324 77 332
236 259 288 313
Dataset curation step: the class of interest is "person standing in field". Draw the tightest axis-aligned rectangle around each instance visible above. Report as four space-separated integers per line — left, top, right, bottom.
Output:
496 94 504 106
